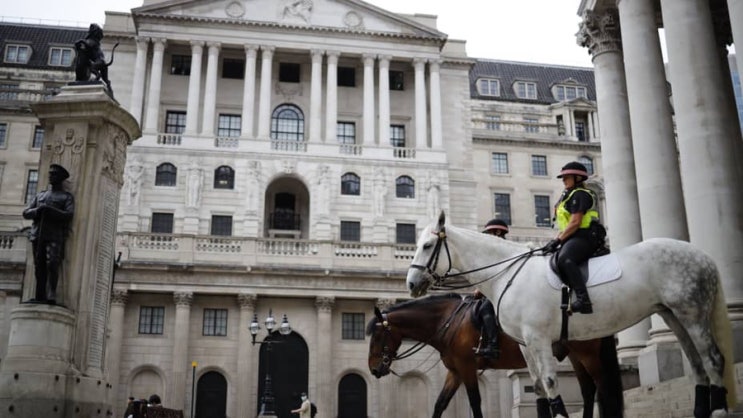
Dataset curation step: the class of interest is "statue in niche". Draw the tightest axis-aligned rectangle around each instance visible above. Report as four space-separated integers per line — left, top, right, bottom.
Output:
426 172 441 220
316 165 330 216
246 160 262 215
124 158 144 206
22 164 75 304
73 23 119 98
186 162 203 208
281 0 313 23
373 169 388 218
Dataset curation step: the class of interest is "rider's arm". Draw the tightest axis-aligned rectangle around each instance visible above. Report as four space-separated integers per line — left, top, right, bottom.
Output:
558 212 583 242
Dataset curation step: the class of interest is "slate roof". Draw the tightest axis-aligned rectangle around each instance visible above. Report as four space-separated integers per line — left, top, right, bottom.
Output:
470 59 596 105
0 23 87 71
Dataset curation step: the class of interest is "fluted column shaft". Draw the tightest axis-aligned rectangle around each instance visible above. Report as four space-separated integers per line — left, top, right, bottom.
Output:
257 47 275 139
171 292 193 412
143 39 166 133
362 54 376 145
325 52 340 143
236 293 257 418
201 42 220 136
378 56 391 146
309 50 324 142
413 58 427 149
185 41 204 135
241 46 258 138
129 37 149 124
107 290 128 417
429 60 443 149
315 297 334 418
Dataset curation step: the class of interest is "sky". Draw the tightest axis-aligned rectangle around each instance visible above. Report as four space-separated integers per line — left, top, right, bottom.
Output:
2 0 594 67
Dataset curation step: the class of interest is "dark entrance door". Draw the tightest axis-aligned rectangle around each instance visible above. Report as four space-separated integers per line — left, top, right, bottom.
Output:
195 371 227 418
272 193 297 230
337 373 367 418
257 332 308 418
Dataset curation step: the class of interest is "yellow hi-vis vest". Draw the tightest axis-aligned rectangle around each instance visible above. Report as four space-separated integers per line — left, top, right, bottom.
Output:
555 187 600 232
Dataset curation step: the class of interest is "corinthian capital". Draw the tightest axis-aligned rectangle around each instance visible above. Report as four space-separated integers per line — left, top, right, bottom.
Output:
174 291 194 306
576 8 622 57
111 289 128 305
315 296 335 312
375 298 396 311
237 292 257 309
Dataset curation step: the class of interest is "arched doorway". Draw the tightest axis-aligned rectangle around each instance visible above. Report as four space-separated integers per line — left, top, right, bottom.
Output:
264 177 310 239
257 331 309 418
337 373 367 418
195 371 227 418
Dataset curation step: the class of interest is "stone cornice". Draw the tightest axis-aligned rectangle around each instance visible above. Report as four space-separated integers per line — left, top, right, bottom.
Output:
375 298 396 310
111 289 128 305
473 136 602 151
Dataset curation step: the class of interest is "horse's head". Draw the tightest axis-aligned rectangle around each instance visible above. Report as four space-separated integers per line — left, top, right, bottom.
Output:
406 211 448 298
366 307 403 378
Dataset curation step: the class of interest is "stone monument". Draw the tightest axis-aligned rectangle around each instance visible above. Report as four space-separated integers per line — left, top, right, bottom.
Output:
0 83 140 416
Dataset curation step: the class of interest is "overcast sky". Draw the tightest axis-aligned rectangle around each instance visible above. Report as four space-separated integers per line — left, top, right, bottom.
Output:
2 0 593 67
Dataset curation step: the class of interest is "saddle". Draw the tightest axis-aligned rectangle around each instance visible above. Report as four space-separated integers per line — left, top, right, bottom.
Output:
547 244 612 287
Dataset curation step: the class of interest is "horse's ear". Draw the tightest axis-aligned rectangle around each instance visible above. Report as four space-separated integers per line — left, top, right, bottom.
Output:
438 210 446 228
374 306 384 322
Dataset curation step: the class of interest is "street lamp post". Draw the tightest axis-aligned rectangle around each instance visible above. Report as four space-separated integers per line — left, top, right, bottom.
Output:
250 309 292 417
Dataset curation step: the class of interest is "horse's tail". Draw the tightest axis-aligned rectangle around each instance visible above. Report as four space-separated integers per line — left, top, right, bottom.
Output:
597 335 624 418
106 42 120 66
712 276 737 408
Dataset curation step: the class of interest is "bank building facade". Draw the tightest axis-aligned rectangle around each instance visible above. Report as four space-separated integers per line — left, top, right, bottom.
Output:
7 0 740 417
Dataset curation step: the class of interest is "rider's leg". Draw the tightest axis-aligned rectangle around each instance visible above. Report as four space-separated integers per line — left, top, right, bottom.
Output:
477 299 500 359
557 237 594 314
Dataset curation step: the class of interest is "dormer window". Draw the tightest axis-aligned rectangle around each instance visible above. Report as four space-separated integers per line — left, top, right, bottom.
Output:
477 78 500 97
49 47 73 66
554 85 587 101
5 45 31 64
514 81 537 100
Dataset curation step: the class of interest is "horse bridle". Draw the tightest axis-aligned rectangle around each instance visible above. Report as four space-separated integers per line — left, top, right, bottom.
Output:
409 228 452 288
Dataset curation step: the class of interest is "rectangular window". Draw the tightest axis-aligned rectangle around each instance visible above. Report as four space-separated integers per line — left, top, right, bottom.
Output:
0 123 7 148
534 195 552 227
217 114 241 137
338 66 356 87
340 221 361 242
138 306 165 334
494 193 512 225
396 223 416 244
524 117 539 133
491 152 509 174
279 63 300 83
575 122 587 142
165 111 186 134
222 58 244 79
203 308 228 336
49 47 73 66
0 84 19 101
210 215 233 236
25 169 38 204
170 54 191 75
337 122 356 144
389 70 404 91
342 312 365 340
151 213 174 234
477 79 500 96
32 126 44 149
5 45 30 64
390 125 406 147
485 115 500 130
531 155 548 176
515 81 537 99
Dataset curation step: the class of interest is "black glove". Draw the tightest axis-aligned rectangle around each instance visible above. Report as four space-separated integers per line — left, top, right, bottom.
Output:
544 238 561 253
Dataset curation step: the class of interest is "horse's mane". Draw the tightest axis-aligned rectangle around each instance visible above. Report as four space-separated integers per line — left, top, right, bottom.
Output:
365 293 463 335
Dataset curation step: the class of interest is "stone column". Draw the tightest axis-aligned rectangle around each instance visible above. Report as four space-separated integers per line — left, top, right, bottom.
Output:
0 84 140 416
171 292 193 412
586 111 594 141
237 293 257 418
413 58 427 149
662 0 743 349
257 46 275 139
309 50 324 143
729 0 743 82
129 37 149 124
315 297 334 417
362 54 376 146
107 289 128 416
185 41 204 136
201 42 220 136
578 8 648 363
241 46 258 139
143 38 166 133
378 56 391 147
325 51 340 143
428 59 443 149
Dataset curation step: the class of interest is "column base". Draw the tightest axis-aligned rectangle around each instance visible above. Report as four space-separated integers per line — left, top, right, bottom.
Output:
637 341 685 385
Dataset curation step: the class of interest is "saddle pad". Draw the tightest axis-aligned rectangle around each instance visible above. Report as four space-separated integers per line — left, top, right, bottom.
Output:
546 253 622 290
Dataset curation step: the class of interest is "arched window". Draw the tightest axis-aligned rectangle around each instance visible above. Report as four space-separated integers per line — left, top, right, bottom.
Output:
395 175 415 198
341 172 360 195
214 165 235 189
578 156 594 175
155 163 177 186
271 104 304 141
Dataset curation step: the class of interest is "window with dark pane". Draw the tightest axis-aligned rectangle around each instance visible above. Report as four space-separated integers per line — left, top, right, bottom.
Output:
203 308 228 336
340 221 361 242
338 66 356 87
151 213 174 233
279 62 300 83
534 195 552 227
579 156 594 175
341 172 360 195
138 306 165 334
271 104 305 141
210 215 233 236
395 223 416 244
170 54 191 75
222 58 245 79
390 125 405 148
0 123 7 147
491 152 508 174
342 312 365 340
395 175 415 198
389 70 404 90
337 122 356 144
214 166 235 189
32 126 44 149
155 163 177 186
494 193 512 225
217 114 241 137
165 111 186 134
531 155 548 176
24 170 38 204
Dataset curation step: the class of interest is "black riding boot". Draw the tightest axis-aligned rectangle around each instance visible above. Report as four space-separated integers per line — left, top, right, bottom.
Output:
477 312 500 359
563 260 593 314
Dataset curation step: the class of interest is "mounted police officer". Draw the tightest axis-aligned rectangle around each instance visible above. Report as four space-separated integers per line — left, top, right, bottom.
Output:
544 161 604 314
473 218 509 358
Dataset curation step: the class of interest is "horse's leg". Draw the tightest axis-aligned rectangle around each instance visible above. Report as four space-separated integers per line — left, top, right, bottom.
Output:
525 341 570 417
521 347 553 418
432 371 462 418
567 354 596 418
462 377 483 418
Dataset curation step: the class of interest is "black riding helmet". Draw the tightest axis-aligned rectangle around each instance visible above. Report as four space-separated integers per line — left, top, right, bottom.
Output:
556 161 589 182
482 218 509 235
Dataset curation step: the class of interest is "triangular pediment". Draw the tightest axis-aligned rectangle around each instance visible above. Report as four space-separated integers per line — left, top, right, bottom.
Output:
133 0 445 39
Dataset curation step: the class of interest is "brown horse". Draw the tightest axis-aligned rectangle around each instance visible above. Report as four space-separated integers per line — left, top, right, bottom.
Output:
367 293 623 418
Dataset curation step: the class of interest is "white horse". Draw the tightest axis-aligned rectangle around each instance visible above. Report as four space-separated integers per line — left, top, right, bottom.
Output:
406 212 736 418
